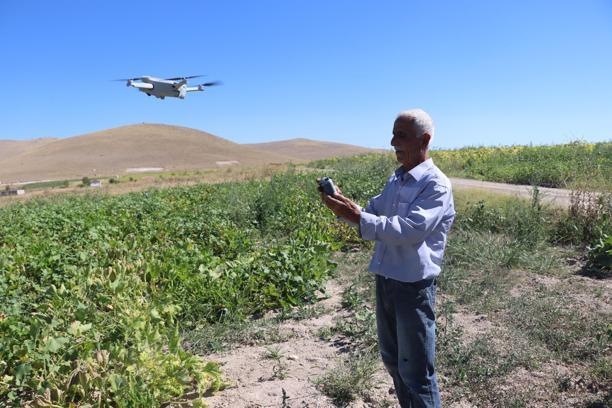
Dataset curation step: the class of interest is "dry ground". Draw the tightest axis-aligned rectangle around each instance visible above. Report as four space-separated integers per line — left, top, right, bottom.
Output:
189 254 397 408
188 250 610 408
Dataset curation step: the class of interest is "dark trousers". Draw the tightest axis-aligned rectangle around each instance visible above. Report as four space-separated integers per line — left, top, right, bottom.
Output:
376 274 440 408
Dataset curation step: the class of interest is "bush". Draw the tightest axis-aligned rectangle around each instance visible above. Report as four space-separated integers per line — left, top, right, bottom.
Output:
585 233 612 278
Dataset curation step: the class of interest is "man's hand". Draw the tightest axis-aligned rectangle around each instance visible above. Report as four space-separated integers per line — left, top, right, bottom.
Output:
320 190 361 225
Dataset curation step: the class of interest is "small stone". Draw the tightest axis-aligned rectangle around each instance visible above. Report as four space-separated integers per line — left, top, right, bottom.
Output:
287 354 299 361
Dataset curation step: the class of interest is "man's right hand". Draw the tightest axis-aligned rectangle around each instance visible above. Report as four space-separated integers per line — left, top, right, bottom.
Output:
320 190 361 225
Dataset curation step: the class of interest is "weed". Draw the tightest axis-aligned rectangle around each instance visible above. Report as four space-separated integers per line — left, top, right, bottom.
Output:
327 261 378 353
315 352 379 406
506 397 528 408
436 304 524 388
184 318 295 354
263 346 284 360
505 289 609 362
591 357 612 383
275 304 328 322
317 326 334 341
261 346 289 380
340 284 362 309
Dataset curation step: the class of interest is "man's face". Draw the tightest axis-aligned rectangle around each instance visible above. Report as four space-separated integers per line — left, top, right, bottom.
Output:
391 118 428 168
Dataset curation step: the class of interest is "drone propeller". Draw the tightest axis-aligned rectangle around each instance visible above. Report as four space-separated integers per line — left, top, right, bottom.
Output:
112 77 145 82
165 75 204 81
196 81 222 91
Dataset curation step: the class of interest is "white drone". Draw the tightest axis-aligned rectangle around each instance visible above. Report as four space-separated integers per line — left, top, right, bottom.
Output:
115 75 221 99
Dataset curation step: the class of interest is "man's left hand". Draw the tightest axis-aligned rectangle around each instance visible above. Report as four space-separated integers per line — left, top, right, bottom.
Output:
321 191 361 225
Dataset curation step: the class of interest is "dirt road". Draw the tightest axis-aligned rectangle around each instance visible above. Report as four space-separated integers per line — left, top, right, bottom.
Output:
450 177 575 207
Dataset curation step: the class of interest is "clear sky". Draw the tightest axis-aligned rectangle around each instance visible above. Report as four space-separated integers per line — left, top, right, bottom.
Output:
1 0 611 149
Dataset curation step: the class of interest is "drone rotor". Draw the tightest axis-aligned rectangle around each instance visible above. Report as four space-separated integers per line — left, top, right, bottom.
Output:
165 75 204 81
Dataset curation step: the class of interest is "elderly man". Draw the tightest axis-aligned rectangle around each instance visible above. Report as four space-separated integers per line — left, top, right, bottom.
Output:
321 109 455 408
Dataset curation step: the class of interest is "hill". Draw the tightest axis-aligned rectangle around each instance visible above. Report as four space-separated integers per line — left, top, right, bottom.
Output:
0 138 58 158
0 124 297 183
245 138 382 161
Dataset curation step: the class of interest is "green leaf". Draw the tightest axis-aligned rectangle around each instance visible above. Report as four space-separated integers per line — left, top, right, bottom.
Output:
67 320 92 336
44 336 69 353
15 364 31 385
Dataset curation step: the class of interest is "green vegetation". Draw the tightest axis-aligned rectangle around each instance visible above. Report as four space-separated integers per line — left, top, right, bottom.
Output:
313 141 612 191
315 353 379 406
430 141 612 191
1 149 610 407
21 179 72 191
0 174 340 406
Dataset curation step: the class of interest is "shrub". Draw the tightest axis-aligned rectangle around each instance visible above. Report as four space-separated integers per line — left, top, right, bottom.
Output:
585 233 612 278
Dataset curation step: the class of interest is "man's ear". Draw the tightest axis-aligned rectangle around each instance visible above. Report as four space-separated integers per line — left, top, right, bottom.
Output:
421 133 431 150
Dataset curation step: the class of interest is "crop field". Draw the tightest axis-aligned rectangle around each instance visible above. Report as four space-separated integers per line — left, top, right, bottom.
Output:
428 141 612 191
1 152 611 407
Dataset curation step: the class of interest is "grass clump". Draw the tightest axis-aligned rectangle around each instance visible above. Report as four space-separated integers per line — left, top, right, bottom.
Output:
183 317 296 355
436 298 535 402
506 287 610 363
262 346 289 380
315 352 379 407
275 304 328 321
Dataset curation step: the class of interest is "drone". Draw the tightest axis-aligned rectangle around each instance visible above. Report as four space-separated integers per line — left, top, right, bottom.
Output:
114 75 221 99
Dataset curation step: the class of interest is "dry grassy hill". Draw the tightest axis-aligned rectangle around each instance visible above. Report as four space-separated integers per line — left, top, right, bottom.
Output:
0 138 58 158
0 124 296 183
246 138 382 161
0 125 381 184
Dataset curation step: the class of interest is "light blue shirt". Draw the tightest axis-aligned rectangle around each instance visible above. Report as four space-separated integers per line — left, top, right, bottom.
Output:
359 158 455 282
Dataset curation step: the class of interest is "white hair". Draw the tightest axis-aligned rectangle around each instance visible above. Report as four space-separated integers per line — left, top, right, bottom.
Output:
396 109 435 141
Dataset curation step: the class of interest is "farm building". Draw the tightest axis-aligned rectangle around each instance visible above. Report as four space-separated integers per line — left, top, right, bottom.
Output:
0 189 25 197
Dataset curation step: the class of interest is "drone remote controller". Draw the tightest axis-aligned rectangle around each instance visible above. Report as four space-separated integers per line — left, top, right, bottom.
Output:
318 177 337 195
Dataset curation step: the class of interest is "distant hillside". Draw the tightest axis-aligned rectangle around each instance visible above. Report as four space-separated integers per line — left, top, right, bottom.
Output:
246 138 381 161
0 124 295 183
0 138 57 158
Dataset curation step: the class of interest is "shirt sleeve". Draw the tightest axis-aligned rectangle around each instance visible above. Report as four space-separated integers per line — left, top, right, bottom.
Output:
363 193 383 216
359 181 451 244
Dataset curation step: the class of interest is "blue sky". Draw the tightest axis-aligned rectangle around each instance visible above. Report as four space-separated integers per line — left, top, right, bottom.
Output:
1 0 611 149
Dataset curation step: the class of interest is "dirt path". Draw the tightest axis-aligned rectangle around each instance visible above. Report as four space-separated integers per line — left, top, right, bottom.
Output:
450 177 576 207
201 279 396 408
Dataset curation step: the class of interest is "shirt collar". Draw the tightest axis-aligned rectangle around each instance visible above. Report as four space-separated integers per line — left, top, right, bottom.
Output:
395 158 434 182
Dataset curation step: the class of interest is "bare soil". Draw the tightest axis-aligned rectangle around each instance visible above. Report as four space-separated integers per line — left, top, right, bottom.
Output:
201 279 396 408
200 258 611 408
